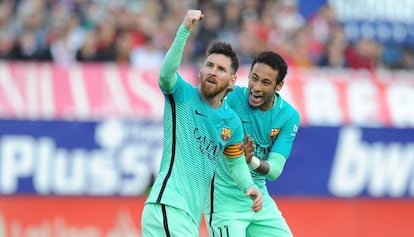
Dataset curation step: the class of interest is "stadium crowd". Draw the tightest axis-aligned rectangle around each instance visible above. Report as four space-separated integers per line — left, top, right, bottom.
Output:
0 0 413 70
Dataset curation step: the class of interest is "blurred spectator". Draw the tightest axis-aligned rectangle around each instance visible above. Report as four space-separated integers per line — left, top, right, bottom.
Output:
345 37 383 70
76 30 98 62
318 26 349 68
218 0 243 48
237 13 263 65
275 0 305 36
94 18 117 61
282 25 315 68
0 0 411 70
10 30 52 61
0 31 15 59
14 0 49 52
382 46 414 70
130 34 164 69
49 11 85 65
115 30 135 64
400 47 414 69
191 2 222 63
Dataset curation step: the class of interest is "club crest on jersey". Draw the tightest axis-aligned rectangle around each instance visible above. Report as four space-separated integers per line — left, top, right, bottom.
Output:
270 128 280 141
221 128 231 141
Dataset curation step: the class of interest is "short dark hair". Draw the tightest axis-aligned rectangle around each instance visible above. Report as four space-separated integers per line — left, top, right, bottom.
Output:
250 51 288 84
206 41 239 74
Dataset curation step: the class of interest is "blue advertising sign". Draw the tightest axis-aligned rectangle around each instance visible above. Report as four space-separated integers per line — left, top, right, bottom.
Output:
270 126 414 198
328 0 414 45
1 120 413 198
0 119 163 196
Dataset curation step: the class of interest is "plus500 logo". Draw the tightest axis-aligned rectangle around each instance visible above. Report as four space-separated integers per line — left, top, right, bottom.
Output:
0 120 162 196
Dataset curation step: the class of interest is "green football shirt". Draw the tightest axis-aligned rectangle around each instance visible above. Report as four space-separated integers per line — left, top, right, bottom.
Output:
145 25 255 227
208 85 300 212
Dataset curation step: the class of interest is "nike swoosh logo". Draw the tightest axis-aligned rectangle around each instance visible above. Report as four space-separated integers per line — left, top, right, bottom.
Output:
241 120 251 124
195 110 207 117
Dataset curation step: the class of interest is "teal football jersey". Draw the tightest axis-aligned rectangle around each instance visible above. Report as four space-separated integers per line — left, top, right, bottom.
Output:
209 85 300 212
146 75 246 226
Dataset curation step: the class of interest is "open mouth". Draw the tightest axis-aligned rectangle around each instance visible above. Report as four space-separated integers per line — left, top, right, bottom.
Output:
249 92 262 104
206 79 216 85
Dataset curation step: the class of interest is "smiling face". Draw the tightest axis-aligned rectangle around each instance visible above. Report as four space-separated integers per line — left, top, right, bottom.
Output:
248 62 284 111
199 53 236 99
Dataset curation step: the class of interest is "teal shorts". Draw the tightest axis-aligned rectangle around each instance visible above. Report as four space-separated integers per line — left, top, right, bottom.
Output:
205 197 292 237
141 203 199 237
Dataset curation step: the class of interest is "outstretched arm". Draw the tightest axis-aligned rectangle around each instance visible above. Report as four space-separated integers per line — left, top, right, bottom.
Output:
159 10 204 92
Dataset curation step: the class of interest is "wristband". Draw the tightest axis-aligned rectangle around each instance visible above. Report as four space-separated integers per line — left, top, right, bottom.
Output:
248 156 260 170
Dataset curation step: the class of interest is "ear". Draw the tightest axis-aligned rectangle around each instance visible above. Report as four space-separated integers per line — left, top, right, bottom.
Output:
229 74 237 87
275 80 284 91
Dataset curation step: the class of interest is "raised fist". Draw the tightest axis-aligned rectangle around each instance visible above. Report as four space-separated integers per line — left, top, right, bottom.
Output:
182 10 204 31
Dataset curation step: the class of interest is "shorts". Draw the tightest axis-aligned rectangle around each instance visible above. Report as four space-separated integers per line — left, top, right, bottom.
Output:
205 198 292 237
141 203 199 237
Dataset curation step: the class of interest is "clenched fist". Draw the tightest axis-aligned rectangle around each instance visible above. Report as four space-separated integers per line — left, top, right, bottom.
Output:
182 10 204 31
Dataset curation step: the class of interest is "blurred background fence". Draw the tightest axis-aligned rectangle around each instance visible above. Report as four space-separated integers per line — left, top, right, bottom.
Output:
0 0 413 236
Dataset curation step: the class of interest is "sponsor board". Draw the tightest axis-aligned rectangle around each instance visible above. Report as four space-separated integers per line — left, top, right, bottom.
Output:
0 63 413 198
1 119 413 198
0 197 413 237
269 126 414 197
329 0 414 44
0 119 161 196
1 63 413 127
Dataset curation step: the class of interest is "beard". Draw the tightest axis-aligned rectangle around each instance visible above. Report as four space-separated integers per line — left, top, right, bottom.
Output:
200 80 228 99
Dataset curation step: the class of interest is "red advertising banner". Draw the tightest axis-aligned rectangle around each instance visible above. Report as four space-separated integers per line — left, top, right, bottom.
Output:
0 62 413 127
0 62 196 120
0 196 145 237
1 197 413 237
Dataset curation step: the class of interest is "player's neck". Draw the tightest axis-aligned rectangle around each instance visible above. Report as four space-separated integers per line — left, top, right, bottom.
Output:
199 92 223 109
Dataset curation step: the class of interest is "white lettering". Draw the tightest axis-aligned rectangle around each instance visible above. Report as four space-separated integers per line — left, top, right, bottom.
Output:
330 0 414 22
0 136 34 193
0 121 159 196
119 145 151 195
26 65 39 119
304 78 344 125
0 63 56 119
39 65 55 119
127 69 164 119
104 65 132 117
0 210 139 237
329 127 414 197
329 128 368 197
387 85 414 127
54 150 87 195
33 138 54 194
69 65 90 119
346 80 382 126
368 143 414 197
88 151 119 195
0 63 25 117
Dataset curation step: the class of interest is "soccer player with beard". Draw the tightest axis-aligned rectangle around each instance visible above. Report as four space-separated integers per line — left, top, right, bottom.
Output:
205 51 300 237
141 10 263 237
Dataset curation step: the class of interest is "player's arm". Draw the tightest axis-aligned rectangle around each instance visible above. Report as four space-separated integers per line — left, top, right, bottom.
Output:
223 143 256 192
246 112 300 181
158 10 203 92
244 136 282 180
254 153 286 181
223 143 263 212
